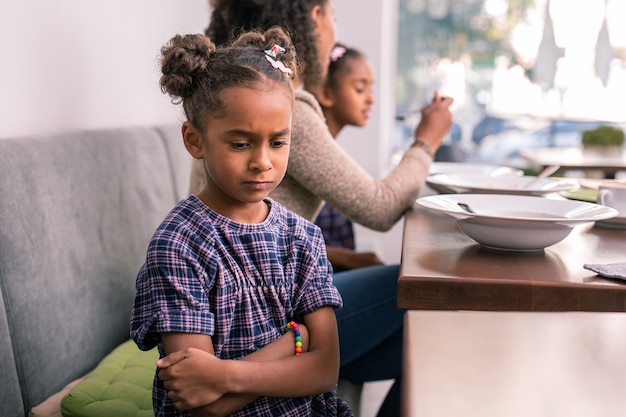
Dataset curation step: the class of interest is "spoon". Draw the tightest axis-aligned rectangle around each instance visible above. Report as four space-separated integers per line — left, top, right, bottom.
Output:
524 165 560 189
457 202 476 214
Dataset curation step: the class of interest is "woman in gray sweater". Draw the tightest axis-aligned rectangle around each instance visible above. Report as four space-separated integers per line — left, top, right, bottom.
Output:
185 0 454 415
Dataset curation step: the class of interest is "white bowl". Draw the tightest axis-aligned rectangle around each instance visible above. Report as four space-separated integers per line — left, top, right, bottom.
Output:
417 194 618 252
426 173 578 196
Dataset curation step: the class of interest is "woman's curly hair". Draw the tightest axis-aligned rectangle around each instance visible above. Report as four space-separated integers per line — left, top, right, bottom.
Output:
159 26 297 131
206 0 328 90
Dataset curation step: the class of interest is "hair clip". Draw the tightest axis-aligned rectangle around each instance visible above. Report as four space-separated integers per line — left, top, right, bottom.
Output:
265 55 293 76
264 44 285 59
330 46 347 62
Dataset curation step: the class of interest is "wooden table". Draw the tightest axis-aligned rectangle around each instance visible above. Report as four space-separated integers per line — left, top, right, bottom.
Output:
398 202 626 311
519 146 626 178
402 310 626 417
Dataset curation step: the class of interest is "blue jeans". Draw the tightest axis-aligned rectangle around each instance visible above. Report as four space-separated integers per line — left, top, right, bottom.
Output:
333 264 404 416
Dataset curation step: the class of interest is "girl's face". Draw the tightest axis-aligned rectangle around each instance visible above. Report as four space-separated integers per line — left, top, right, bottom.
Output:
313 1 336 80
325 56 375 128
195 84 292 222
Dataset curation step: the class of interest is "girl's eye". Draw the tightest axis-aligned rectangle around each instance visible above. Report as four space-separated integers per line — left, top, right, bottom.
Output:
270 140 288 148
230 142 248 150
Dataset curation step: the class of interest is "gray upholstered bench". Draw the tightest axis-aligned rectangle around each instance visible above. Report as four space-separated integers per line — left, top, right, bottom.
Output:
0 125 190 417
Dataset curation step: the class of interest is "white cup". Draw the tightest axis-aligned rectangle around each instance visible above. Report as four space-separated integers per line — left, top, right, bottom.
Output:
597 181 626 217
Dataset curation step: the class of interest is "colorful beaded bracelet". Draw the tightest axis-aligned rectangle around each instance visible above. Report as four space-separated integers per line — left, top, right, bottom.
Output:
285 321 302 356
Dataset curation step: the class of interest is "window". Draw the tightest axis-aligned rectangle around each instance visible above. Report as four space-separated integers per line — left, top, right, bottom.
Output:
395 0 626 166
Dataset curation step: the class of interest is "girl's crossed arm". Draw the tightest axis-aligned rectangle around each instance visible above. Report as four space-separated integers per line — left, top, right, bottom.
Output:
159 306 339 416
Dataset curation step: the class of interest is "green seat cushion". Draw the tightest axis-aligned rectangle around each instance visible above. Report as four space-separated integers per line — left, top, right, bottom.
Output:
61 340 158 417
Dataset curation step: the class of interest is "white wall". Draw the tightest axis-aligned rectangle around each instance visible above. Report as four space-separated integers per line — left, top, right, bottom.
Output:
0 0 210 138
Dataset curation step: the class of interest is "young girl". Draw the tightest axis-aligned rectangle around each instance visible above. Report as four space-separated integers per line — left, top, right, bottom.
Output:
130 27 351 417
314 43 383 272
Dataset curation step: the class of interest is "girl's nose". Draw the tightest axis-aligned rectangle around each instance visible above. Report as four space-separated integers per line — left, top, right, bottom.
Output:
249 149 272 172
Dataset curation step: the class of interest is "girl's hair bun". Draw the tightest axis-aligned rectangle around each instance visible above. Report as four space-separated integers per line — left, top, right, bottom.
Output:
159 34 217 102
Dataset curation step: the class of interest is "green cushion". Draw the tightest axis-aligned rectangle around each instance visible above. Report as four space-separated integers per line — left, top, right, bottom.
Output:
61 340 158 417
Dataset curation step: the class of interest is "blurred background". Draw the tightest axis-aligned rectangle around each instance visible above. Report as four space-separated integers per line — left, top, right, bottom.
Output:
393 0 626 168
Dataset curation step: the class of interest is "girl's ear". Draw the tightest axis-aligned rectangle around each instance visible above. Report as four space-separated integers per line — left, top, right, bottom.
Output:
315 85 335 108
182 121 205 160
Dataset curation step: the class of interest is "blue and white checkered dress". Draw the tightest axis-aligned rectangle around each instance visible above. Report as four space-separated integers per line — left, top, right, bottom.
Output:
131 196 346 416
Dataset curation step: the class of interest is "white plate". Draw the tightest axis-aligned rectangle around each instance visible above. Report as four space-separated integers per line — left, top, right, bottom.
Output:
426 173 578 196
429 162 523 177
417 194 619 252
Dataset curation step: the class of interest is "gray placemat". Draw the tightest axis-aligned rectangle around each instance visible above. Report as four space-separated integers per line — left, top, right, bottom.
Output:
584 262 626 281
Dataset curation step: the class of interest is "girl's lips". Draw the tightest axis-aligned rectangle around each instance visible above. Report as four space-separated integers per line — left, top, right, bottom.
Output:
245 181 272 191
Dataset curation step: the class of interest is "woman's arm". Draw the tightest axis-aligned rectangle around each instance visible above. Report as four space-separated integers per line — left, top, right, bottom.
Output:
158 307 337 413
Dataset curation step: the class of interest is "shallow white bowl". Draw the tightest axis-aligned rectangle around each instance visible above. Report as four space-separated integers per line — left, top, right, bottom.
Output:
417 194 618 252
426 173 578 196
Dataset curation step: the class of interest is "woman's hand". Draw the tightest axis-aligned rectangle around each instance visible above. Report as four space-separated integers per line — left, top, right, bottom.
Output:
413 91 454 152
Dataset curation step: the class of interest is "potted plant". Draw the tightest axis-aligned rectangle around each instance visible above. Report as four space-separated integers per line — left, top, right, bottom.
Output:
581 125 625 153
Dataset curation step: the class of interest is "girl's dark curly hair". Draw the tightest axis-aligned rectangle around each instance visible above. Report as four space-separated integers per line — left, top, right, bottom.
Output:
159 26 297 132
206 0 328 91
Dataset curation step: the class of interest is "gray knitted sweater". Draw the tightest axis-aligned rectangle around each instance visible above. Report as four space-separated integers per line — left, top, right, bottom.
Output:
188 89 431 231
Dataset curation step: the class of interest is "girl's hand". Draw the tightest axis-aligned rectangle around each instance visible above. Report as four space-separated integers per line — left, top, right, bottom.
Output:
156 326 311 414
413 91 454 152
158 347 226 410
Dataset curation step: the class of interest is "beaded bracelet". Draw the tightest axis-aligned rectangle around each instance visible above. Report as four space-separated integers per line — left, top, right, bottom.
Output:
412 140 434 159
285 320 302 356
